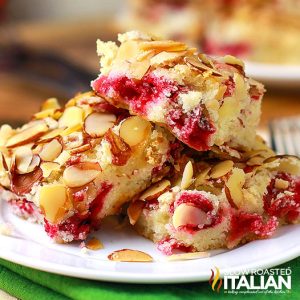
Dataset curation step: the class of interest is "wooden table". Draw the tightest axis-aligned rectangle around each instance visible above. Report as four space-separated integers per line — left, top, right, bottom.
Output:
0 19 300 128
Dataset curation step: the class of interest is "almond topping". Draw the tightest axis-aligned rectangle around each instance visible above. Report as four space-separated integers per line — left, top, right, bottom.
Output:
173 203 210 229
41 162 60 177
139 41 187 52
225 168 245 208
63 162 101 187
41 98 61 111
119 116 151 147
180 161 194 190
167 251 210 261
14 147 33 174
39 139 63 162
86 238 104 250
39 184 71 224
58 106 83 129
69 144 92 155
210 160 234 179
184 56 222 76
6 123 49 148
84 112 116 138
139 179 171 201
108 249 153 262
194 167 211 186
38 128 65 143
274 178 289 190
127 200 145 225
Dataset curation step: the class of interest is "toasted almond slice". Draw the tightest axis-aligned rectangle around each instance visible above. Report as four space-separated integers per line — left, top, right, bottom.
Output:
27 155 41 173
247 156 264 166
39 139 63 162
139 41 187 52
58 106 83 129
34 109 56 120
119 116 151 147
63 132 84 150
275 178 289 190
181 161 194 190
225 168 245 208
84 112 116 138
210 160 234 179
0 124 14 146
127 200 145 225
6 123 49 148
69 144 92 155
54 150 71 166
167 251 210 261
14 146 33 174
139 180 171 201
150 51 186 66
41 162 60 177
38 127 65 143
63 162 101 187
86 238 104 250
194 167 211 186
39 184 71 224
173 203 210 229
108 249 153 262
116 40 140 61
61 124 82 136
41 98 61 111
184 56 222 76
128 60 151 80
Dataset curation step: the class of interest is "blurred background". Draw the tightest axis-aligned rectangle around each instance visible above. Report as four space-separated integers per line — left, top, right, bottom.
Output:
0 0 299 127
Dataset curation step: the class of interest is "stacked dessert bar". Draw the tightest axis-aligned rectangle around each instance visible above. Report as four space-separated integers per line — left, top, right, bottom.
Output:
0 32 299 254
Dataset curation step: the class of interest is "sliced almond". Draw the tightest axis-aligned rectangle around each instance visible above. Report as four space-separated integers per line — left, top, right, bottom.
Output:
167 251 210 261
173 203 210 229
69 144 92 155
119 116 151 147
6 123 49 148
225 168 245 208
63 162 101 187
274 178 289 190
61 124 82 136
184 56 222 76
127 200 145 225
41 98 61 111
39 139 63 162
84 112 116 138
0 124 14 146
246 156 264 166
14 146 33 174
41 162 60 178
128 60 151 79
63 132 84 150
58 106 83 129
139 179 171 201
116 40 140 61
34 109 56 120
86 238 104 250
39 184 71 224
54 150 71 166
139 41 187 52
210 160 234 179
150 51 186 66
108 249 153 262
38 127 65 143
180 161 194 190
194 167 211 187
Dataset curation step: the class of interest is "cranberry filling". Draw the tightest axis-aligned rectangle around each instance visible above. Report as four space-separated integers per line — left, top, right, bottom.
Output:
44 182 113 241
9 198 36 215
171 191 222 233
157 237 194 255
228 212 278 247
263 173 300 223
93 74 216 151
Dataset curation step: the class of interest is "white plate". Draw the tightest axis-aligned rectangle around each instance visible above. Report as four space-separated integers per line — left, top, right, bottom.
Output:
245 61 300 88
0 200 299 284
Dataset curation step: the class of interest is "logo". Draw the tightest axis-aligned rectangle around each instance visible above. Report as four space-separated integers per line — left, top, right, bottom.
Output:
209 267 223 293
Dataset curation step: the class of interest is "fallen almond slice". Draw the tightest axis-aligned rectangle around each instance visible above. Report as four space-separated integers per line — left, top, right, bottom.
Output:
39 139 63 162
167 251 210 261
84 112 116 138
41 162 60 178
63 162 101 187
86 238 104 250
6 123 49 148
210 160 234 179
181 161 194 190
127 200 145 225
173 203 210 229
108 249 153 262
58 106 83 128
39 184 71 224
119 116 151 147
140 179 171 201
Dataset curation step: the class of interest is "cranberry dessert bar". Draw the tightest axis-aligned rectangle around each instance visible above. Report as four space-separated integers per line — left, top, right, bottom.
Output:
132 145 300 254
0 92 172 242
92 31 264 152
